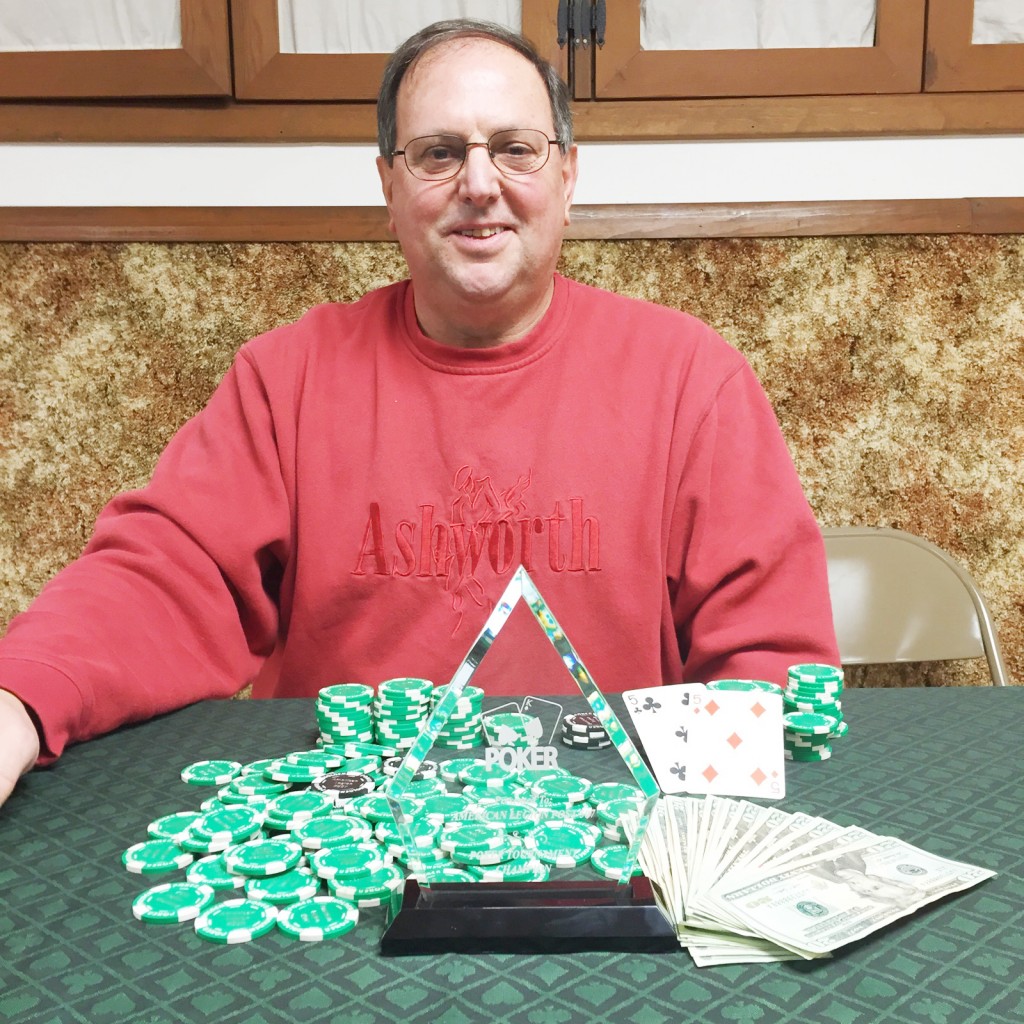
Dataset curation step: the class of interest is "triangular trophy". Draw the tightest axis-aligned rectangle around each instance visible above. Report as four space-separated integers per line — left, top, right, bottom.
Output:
381 566 676 954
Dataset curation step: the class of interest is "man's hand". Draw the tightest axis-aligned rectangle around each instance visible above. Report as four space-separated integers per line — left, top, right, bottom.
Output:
0 688 40 806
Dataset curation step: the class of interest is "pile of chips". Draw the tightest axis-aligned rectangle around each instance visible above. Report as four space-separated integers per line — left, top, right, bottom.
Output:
123 682 646 944
316 678 488 751
560 712 611 749
782 663 846 761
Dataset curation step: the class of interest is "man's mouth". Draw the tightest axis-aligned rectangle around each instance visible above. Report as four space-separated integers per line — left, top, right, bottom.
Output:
456 226 506 238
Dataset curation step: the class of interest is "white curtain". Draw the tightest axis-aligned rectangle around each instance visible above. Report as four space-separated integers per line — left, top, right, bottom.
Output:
0 0 181 52
277 0 522 54
641 0 877 51
973 0 1024 44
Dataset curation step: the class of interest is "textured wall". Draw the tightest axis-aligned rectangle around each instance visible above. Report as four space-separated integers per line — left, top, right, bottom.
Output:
1 238 1021 687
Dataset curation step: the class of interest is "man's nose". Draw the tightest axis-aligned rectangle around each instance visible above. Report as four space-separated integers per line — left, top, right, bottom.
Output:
457 143 503 204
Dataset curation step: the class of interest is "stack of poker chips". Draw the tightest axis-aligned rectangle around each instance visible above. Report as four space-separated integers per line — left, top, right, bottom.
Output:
315 684 375 744
782 662 846 761
431 683 485 748
373 677 434 751
560 711 611 749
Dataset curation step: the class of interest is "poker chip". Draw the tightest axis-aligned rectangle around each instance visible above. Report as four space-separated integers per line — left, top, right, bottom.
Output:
245 867 321 905
310 771 375 803
194 898 278 944
180 760 242 786
276 895 359 941
122 840 194 875
439 821 508 853
186 853 247 890
458 762 516 788
782 712 838 735
230 776 290 798
319 683 375 707
526 820 600 867
189 806 265 844
147 811 203 843
310 842 389 880
469 797 538 830
529 775 592 804
328 862 405 902
590 846 643 881
447 836 526 867
375 816 442 850
419 793 475 822
291 814 373 849
224 839 303 877
587 782 642 806
132 882 216 923
706 679 781 693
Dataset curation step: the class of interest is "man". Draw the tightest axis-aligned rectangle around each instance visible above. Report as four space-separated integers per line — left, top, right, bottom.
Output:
0 20 838 806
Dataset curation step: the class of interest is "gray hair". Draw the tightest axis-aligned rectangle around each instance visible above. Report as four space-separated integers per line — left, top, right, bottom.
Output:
377 19 574 162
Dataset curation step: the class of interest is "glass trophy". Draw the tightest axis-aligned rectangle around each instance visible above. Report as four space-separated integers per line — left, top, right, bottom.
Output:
380 566 677 954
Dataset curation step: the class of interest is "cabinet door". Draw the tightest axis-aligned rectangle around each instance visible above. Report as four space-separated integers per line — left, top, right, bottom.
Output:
0 0 231 98
591 0 925 100
925 0 1024 91
232 0 564 100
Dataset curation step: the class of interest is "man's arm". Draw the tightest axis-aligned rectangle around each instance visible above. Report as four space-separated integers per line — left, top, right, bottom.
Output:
0 688 40 805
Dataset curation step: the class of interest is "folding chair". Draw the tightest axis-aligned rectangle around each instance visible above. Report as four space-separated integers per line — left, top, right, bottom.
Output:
821 526 1009 686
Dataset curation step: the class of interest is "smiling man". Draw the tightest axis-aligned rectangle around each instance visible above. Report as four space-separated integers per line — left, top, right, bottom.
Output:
0 20 838 805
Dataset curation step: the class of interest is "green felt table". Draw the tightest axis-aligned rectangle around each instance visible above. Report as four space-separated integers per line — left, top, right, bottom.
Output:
2 688 1022 1024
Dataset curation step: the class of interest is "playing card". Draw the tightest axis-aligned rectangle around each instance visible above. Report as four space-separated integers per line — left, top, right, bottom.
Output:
622 685 785 799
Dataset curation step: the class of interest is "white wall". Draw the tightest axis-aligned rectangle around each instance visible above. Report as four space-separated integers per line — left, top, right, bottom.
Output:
1 138 1023 206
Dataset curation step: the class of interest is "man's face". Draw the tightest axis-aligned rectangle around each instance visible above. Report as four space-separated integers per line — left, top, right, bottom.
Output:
377 38 578 346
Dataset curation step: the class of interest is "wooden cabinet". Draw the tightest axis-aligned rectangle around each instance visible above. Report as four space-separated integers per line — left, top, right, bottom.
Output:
584 0 925 101
231 0 565 100
926 0 1024 91
0 0 231 98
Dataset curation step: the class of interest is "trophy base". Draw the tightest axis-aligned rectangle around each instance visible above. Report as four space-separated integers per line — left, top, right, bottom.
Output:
380 876 678 955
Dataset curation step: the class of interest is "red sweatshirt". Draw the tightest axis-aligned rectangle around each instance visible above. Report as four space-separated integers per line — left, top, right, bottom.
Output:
0 275 837 761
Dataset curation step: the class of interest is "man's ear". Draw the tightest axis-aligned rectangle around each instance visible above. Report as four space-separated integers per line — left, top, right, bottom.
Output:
376 155 397 235
561 145 579 226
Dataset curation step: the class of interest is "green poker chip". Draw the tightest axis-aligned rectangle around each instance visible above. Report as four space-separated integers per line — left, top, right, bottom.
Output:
245 867 321 905
590 846 643 881
328 862 405 901
529 775 592 804
132 882 216 923
411 865 477 883
447 836 525 867
706 679 781 693
439 822 508 853
180 760 242 786
587 783 642 806
186 853 247 890
310 842 388 880
783 712 838 735
526 821 600 867
147 811 203 842
122 840 194 875
194 898 278 944
223 839 302 877
291 814 373 850
276 895 359 941
189 806 265 843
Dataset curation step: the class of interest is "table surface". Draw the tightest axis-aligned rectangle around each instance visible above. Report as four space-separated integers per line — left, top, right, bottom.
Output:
2 688 1023 1024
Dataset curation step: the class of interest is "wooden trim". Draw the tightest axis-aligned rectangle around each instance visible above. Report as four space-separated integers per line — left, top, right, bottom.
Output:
0 0 231 98
2 199 1023 243
925 0 1024 92
229 0 567 102
595 0 925 99
2 90 1024 142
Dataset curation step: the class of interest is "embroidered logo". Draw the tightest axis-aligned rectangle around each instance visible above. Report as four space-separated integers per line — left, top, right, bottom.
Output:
352 466 600 631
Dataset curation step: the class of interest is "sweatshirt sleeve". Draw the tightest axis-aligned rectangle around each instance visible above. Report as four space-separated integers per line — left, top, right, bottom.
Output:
0 347 291 763
668 359 839 686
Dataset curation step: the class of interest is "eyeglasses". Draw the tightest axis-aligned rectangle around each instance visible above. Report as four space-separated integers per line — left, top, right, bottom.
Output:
392 128 560 181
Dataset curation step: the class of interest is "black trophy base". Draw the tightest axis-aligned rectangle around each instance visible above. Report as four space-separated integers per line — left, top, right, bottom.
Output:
380 876 678 955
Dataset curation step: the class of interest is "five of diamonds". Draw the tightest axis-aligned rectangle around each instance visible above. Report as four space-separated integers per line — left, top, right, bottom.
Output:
123 682 645 943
